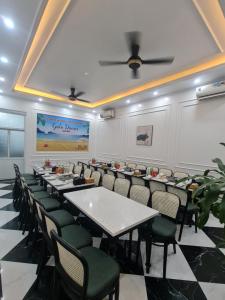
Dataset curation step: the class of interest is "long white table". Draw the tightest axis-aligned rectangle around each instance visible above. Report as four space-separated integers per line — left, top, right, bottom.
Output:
42 174 95 195
64 187 158 237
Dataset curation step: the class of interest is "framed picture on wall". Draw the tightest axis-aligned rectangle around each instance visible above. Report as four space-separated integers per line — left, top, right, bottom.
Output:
136 125 153 146
36 113 89 151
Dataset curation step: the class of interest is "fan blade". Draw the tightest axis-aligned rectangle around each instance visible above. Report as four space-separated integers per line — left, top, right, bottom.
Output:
74 91 85 98
132 68 139 79
99 60 127 66
76 98 91 103
126 31 141 57
142 57 174 64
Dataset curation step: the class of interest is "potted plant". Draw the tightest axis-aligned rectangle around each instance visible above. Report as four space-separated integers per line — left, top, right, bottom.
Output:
183 143 225 245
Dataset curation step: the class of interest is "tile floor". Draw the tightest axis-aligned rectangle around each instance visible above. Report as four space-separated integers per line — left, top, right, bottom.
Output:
0 182 225 300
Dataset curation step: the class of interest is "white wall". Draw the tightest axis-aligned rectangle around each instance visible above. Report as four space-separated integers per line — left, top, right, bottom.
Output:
1 87 225 178
95 89 225 174
0 95 95 178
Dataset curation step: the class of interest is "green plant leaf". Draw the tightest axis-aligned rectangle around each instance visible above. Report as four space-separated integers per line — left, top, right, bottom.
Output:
212 158 225 173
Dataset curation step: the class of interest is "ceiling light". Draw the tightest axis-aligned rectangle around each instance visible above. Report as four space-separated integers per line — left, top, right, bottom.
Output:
0 56 8 63
153 91 158 96
38 97 43 102
0 89 3 93
126 99 130 104
69 104 72 108
194 78 201 85
92 110 96 113
138 104 142 107
0 77 5 82
2 16 14 29
84 72 89 76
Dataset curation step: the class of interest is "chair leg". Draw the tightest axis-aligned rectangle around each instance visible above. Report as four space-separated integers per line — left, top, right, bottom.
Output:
178 211 186 242
114 279 120 300
145 238 152 273
128 230 133 260
163 243 168 279
51 268 60 300
136 236 141 264
194 212 198 233
173 242 176 254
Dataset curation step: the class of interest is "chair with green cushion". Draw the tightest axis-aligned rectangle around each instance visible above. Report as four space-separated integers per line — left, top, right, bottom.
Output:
149 180 166 194
102 174 115 191
29 184 45 193
33 200 76 281
167 185 199 241
131 176 145 186
41 207 92 253
51 231 120 300
32 190 51 199
114 178 130 197
137 191 180 278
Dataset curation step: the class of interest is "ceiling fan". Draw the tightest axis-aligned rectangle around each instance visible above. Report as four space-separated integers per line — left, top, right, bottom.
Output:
99 31 175 79
54 87 90 103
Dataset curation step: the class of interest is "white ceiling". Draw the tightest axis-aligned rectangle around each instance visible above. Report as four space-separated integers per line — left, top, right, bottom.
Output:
27 0 219 102
0 0 43 95
1 0 225 111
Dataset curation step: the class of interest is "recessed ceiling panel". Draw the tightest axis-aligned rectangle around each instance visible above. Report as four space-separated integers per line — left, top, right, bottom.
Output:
27 0 219 102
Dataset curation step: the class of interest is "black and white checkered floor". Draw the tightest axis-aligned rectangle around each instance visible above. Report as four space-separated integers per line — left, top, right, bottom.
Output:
0 182 225 300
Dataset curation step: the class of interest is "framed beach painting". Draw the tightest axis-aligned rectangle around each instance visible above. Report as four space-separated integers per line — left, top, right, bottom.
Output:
36 113 89 151
136 125 153 146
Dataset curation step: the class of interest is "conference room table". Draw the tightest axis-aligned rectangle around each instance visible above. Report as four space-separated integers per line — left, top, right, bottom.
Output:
41 173 95 197
64 186 158 238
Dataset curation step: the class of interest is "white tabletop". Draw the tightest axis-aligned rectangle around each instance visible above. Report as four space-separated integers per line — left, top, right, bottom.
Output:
64 187 158 237
42 175 94 191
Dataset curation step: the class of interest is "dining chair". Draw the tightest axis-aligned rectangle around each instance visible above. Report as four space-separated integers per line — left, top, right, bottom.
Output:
107 169 115 176
68 163 75 173
127 162 136 169
137 191 180 278
83 168 92 178
173 171 188 179
41 207 92 254
114 178 130 197
118 161 126 168
117 172 125 179
158 168 173 177
74 165 82 177
97 167 105 177
167 186 199 241
149 180 166 194
51 231 120 300
102 174 115 191
91 171 101 186
90 165 95 172
136 164 146 170
130 185 150 206
131 176 145 186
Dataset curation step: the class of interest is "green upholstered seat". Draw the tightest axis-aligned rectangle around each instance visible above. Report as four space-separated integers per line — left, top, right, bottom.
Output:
26 180 39 186
151 216 176 239
38 197 61 211
49 209 75 227
29 185 45 192
80 247 120 299
33 191 51 199
22 173 35 179
187 202 199 212
61 224 92 249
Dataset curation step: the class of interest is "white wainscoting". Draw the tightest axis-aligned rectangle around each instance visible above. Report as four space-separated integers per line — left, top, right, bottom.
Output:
95 92 225 174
